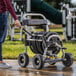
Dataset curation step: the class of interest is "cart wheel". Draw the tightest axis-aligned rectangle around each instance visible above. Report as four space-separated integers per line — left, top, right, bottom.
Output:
18 53 29 67
62 53 73 67
33 54 44 69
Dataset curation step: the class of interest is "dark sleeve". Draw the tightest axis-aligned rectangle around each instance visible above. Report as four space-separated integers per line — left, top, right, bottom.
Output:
5 0 18 20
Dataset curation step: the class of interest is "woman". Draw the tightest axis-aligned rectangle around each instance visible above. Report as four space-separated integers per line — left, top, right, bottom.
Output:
0 0 21 68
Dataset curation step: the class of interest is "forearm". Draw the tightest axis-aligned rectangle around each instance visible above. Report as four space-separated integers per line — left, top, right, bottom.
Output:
5 0 18 20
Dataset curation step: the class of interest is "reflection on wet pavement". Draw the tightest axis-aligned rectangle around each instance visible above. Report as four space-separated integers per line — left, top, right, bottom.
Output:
0 60 76 76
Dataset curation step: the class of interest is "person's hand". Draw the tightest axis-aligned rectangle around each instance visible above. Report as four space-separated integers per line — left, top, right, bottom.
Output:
14 20 21 28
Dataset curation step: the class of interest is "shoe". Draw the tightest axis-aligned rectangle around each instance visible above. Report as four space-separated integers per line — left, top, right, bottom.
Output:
0 63 12 69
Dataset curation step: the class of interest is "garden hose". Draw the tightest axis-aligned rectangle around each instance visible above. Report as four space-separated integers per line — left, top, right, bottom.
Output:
30 32 45 54
29 31 62 55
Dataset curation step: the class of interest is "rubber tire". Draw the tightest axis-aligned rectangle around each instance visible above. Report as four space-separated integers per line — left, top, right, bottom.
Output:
33 54 44 69
62 53 73 67
18 53 29 67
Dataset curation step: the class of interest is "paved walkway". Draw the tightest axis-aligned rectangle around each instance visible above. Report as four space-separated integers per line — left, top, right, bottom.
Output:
0 60 76 76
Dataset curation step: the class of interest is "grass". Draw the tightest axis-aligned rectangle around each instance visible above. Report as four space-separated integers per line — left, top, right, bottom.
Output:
2 28 76 60
50 28 63 33
63 41 76 59
3 38 34 59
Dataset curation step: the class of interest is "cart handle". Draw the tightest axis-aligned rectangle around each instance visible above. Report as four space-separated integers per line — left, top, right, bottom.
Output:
10 23 33 37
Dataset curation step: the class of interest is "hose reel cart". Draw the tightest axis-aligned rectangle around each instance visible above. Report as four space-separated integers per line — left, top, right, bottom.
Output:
18 13 73 69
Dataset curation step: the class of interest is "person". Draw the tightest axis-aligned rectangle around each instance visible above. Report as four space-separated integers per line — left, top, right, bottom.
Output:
0 0 21 68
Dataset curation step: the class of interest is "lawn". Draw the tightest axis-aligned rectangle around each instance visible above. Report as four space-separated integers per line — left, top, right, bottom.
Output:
2 28 76 60
2 40 34 59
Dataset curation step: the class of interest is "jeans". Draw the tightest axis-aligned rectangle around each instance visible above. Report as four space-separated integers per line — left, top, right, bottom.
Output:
0 11 8 61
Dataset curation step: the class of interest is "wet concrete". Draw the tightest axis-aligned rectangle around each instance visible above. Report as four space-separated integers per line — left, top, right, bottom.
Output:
0 59 76 76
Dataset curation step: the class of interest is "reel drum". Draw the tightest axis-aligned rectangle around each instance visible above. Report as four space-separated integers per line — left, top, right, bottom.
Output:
30 32 62 55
